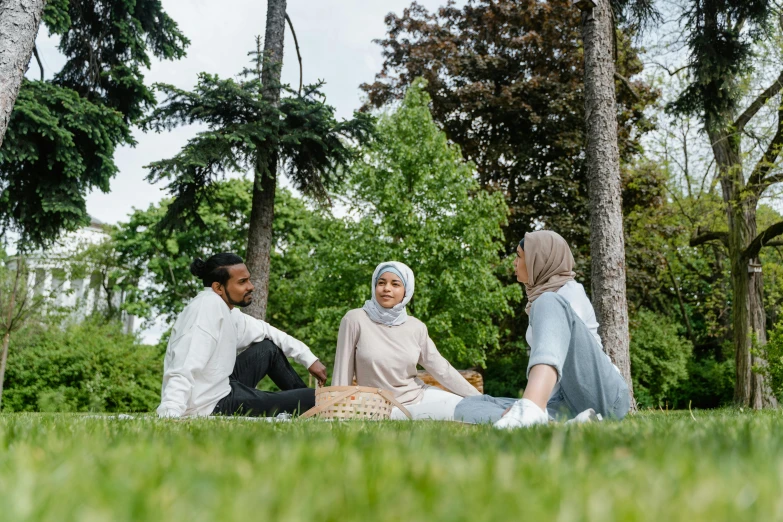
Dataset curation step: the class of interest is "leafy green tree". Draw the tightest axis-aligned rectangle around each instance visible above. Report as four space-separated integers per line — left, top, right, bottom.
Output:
622 158 739 407
362 0 657 255
142 40 374 320
1 82 131 246
298 80 521 368
0 0 188 246
67 232 132 322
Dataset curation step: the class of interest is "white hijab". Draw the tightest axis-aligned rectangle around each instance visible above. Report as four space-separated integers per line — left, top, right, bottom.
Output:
362 261 415 326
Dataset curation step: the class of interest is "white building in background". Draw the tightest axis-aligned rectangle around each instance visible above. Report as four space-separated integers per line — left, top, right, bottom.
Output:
17 216 135 333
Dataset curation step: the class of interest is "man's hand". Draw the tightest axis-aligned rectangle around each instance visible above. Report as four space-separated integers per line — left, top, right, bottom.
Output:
308 360 328 387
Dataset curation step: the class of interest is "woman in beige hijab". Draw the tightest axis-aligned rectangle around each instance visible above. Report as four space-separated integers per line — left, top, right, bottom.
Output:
455 231 630 428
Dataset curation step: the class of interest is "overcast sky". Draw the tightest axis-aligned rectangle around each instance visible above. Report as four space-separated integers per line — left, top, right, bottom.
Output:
31 0 459 225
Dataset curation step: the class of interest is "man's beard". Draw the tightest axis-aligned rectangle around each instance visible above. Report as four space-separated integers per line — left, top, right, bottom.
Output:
226 290 253 308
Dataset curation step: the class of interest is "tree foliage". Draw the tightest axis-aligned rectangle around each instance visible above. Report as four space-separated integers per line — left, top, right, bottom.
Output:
757 317 783 402
114 179 315 322
660 0 783 406
3 318 161 412
297 80 521 367
670 0 772 124
361 0 657 253
44 0 189 122
0 81 131 246
0 0 188 246
141 46 375 231
629 309 692 408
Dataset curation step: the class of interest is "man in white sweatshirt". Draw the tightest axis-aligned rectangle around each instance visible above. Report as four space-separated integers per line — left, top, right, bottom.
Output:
156 253 327 418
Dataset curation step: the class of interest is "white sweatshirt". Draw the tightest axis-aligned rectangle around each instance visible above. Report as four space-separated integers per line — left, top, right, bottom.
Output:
525 281 603 349
157 289 319 418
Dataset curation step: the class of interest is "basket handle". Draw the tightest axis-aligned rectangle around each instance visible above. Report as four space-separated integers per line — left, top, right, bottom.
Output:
377 389 412 420
300 388 357 419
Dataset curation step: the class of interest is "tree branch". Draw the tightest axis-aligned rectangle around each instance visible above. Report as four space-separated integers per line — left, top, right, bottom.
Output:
758 171 783 192
743 220 783 260
690 230 729 249
32 45 43 81
614 72 640 101
285 13 303 96
663 183 696 228
735 70 783 132
748 100 783 194
664 256 694 341
647 61 688 77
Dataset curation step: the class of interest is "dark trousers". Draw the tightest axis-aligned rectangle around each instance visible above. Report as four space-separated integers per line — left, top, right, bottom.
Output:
212 340 315 417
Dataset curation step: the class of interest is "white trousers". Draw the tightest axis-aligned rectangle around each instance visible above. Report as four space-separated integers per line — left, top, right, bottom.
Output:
390 386 464 421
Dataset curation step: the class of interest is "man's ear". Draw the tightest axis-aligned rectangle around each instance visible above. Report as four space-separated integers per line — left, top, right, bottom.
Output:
211 281 224 296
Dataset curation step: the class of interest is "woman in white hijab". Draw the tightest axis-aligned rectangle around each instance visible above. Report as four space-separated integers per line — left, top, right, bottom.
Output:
332 261 480 420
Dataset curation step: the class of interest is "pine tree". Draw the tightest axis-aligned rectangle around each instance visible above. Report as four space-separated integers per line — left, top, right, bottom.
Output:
0 0 188 247
142 39 374 319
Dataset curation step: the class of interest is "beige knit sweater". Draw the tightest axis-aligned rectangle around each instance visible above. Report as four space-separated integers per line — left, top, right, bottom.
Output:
332 309 481 405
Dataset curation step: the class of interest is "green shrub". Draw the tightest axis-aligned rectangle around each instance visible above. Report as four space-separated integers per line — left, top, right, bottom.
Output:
630 309 692 408
671 347 734 409
3 318 162 412
483 341 529 398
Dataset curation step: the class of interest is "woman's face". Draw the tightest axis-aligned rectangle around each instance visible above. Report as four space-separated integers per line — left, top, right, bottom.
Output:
514 246 529 283
375 272 406 308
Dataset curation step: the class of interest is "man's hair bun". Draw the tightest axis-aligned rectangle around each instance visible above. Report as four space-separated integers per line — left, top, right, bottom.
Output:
191 253 244 287
190 258 207 278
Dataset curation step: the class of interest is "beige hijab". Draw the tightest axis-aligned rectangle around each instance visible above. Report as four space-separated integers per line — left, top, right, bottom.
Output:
523 231 576 314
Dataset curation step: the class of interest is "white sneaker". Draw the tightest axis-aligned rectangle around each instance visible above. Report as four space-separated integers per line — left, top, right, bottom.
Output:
494 398 550 429
565 408 602 424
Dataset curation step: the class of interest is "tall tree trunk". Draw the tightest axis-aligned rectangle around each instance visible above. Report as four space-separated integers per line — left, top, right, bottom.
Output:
730 209 777 408
709 126 776 409
579 0 634 399
0 0 45 149
245 0 286 320
727 201 776 408
728 203 755 407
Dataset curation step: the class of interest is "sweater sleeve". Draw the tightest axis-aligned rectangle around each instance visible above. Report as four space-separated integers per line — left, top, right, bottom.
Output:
235 312 319 369
157 324 219 418
332 312 359 386
418 334 480 398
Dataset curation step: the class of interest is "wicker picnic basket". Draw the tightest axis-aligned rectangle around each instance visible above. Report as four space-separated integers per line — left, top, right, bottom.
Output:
300 386 412 420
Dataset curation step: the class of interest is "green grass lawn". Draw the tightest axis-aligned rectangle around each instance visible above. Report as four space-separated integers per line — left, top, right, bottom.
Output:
1 410 783 521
